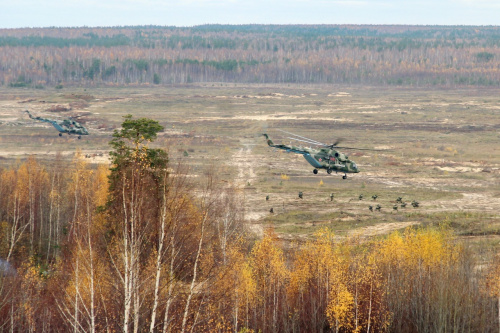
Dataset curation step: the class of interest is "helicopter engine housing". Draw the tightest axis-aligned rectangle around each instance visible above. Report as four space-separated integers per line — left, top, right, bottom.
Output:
335 152 348 162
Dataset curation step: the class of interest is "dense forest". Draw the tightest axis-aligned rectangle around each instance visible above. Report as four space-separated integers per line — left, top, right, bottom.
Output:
0 116 499 332
1 25 500 87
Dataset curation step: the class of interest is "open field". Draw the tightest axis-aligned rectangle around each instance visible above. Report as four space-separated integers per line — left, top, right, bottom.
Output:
1 84 499 252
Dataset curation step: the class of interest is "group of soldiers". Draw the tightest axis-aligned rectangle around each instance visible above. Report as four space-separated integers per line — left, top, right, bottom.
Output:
367 195 420 212
266 192 420 213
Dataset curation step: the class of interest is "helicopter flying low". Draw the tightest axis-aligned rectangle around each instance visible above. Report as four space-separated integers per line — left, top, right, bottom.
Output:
263 130 382 179
25 110 89 139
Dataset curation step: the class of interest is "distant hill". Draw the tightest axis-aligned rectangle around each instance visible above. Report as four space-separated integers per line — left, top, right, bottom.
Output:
1 25 499 87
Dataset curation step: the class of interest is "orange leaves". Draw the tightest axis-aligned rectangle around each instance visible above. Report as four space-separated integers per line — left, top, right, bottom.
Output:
485 254 500 298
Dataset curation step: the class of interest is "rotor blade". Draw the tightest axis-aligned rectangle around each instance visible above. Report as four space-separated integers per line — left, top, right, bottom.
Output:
333 146 392 151
286 136 323 146
277 129 326 146
332 138 344 146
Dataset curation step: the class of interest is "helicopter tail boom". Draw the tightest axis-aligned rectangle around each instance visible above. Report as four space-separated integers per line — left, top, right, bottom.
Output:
262 133 274 146
25 110 35 119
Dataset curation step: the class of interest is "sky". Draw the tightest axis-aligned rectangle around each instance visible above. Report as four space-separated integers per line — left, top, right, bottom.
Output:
1 0 499 28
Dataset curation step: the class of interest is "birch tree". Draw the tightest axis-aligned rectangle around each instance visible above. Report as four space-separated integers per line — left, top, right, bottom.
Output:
106 115 167 333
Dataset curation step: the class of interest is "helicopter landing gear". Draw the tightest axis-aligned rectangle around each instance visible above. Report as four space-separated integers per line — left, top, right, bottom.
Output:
327 169 332 175
59 133 63 137
342 174 347 180
313 169 318 175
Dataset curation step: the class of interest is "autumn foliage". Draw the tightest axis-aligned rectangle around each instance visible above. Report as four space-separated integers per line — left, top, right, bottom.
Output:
0 117 499 331
1 25 500 87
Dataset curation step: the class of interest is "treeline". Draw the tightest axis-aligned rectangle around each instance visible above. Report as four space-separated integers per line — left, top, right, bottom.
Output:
0 116 499 332
1 25 500 87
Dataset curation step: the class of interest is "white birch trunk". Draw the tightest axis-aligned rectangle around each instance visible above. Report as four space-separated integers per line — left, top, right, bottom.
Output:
367 278 373 333
123 179 131 333
181 213 207 333
234 289 239 333
162 236 176 333
74 256 79 333
150 178 167 333
87 203 96 333
7 193 28 262
47 172 55 262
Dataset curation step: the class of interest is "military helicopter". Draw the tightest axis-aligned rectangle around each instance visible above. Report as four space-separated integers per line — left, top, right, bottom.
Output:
263 130 383 179
25 110 89 139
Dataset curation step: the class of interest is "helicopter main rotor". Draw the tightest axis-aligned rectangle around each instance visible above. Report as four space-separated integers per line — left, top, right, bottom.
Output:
277 129 385 152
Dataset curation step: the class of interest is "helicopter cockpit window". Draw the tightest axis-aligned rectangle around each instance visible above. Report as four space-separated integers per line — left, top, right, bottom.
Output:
352 163 358 170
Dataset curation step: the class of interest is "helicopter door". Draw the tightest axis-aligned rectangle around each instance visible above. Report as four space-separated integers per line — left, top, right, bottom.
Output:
329 156 339 166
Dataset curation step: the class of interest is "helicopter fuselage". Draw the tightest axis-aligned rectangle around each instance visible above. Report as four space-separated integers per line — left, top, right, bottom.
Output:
263 134 359 176
26 110 89 137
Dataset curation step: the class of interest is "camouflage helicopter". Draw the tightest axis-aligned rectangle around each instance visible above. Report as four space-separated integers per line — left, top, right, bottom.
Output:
25 110 89 139
263 130 382 179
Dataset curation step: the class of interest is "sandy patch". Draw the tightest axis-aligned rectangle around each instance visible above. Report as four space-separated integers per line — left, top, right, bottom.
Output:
183 114 353 122
248 222 264 237
436 166 483 173
349 221 420 237
328 92 351 97
431 192 500 212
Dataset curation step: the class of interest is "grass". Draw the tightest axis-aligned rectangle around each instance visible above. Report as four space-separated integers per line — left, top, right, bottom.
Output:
0 84 499 245
265 210 379 236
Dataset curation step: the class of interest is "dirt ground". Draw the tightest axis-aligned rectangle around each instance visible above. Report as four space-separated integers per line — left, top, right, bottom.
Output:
1 84 499 248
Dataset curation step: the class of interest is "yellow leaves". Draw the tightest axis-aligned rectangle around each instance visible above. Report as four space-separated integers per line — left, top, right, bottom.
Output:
326 286 354 331
280 173 290 181
251 230 288 282
20 257 45 290
16 156 49 201
68 150 111 220
220 241 257 301
94 164 110 207
240 260 257 300
289 227 338 295
377 227 457 271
